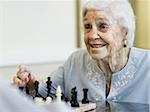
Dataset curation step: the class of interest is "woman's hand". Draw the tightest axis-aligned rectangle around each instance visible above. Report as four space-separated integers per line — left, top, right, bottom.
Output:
12 65 35 87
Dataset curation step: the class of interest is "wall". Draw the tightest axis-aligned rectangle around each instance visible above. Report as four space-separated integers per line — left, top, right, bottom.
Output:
0 3 3 56
0 0 77 67
130 0 150 49
0 0 77 81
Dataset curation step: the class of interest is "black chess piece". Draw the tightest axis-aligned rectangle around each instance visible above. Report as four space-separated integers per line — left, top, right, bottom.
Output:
70 87 80 107
25 74 36 98
25 74 32 95
19 87 24 91
64 97 69 103
82 88 89 104
46 77 52 97
34 80 39 97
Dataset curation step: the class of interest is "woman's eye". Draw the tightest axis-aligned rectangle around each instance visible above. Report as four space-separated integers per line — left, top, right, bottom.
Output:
84 23 92 30
98 23 109 32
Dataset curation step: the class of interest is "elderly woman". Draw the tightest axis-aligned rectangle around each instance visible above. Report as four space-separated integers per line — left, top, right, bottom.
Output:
13 0 150 104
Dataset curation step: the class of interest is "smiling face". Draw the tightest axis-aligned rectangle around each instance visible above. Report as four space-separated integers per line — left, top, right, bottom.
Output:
84 10 126 60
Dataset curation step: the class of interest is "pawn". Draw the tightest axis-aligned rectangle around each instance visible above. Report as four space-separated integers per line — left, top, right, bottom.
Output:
19 87 24 91
82 88 89 104
25 74 35 97
46 77 52 97
34 80 39 97
34 97 44 105
45 96 52 104
56 85 62 102
25 74 32 95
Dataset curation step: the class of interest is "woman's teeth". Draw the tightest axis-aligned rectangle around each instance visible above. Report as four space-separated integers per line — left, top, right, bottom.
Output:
90 44 106 48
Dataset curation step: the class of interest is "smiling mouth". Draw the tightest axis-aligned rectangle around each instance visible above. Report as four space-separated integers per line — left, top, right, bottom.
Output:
90 44 107 48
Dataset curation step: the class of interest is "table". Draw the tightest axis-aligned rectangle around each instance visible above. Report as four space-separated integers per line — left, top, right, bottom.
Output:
96 101 150 112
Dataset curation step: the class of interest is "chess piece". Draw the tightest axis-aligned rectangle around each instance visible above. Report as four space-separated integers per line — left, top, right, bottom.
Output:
82 88 89 104
25 74 36 98
19 87 24 91
64 97 69 103
34 97 44 105
70 87 79 107
45 97 52 104
46 77 52 97
56 85 62 102
25 74 32 94
34 80 39 97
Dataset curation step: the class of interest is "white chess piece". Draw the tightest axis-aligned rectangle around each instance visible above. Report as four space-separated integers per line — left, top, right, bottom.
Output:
45 96 52 104
44 86 73 112
34 97 44 106
56 85 62 102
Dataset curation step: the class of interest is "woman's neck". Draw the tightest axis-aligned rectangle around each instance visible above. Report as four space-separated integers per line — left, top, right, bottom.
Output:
97 47 130 74
96 47 130 98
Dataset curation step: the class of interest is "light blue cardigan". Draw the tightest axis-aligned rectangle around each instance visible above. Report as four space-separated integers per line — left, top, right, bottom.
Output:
39 47 150 104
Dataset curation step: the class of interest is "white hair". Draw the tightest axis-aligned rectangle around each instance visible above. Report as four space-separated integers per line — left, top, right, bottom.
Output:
83 0 136 47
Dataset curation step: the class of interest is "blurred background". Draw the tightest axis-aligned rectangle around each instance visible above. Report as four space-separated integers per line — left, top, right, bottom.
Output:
0 0 77 80
0 0 149 81
129 0 150 49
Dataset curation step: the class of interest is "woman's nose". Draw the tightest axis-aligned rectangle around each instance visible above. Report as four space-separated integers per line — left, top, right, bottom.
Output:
89 26 99 40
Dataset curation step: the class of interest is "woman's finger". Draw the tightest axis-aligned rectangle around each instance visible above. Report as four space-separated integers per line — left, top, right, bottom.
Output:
13 76 23 87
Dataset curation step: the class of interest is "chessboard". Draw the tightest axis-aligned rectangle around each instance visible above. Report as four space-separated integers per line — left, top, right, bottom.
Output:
19 76 97 112
71 102 96 112
42 101 96 112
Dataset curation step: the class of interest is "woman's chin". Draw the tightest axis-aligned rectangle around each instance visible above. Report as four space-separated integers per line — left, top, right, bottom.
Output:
90 53 107 60
89 48 108 60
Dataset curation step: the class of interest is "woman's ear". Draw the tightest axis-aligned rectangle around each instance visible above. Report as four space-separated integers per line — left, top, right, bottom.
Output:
121 26 128 39
120 26 128 47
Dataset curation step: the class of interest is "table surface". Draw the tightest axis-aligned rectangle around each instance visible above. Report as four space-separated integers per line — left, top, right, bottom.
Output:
95 101 150 112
